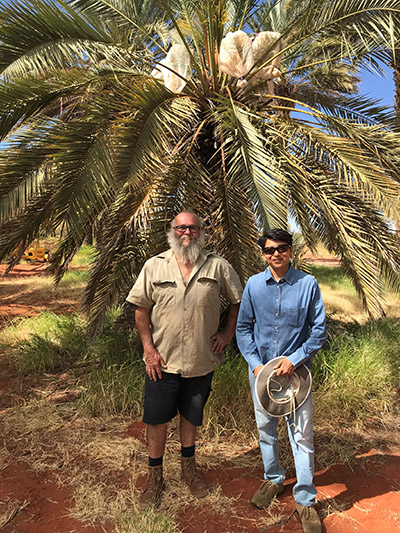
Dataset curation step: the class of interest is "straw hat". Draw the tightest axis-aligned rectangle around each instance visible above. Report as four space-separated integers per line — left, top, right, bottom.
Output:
255 356 312 417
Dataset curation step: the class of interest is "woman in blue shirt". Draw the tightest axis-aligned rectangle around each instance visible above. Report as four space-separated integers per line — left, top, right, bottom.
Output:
236 229 326 533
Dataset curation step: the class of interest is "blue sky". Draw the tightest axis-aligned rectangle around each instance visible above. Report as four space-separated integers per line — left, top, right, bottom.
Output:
359 66 395 108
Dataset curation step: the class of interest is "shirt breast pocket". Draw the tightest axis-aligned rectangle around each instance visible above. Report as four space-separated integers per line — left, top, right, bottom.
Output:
152 280 176 307
283 307 305 328
196 277 220 308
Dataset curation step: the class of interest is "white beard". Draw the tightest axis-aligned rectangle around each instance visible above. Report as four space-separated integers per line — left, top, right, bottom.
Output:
167 228 205 264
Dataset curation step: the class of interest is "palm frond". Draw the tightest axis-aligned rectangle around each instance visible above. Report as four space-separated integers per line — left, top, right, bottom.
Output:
2 0 400 329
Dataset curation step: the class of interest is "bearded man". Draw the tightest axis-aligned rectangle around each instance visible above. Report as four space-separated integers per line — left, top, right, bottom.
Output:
126 211 243 508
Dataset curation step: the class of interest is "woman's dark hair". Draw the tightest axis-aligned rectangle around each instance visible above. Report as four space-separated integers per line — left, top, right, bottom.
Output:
257 229 293 250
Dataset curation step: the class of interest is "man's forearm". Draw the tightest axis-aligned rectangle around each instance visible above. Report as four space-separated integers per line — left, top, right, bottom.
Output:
135 306 154 350
224 303 240 339
135 306 166 380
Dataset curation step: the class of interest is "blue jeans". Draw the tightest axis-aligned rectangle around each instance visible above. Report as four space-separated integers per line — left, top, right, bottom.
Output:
249 368 317 507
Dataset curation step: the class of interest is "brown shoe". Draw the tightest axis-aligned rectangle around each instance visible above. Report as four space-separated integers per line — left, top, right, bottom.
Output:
139 465 165 509
296 503 321 533
251 480 284 509
181 455 209 498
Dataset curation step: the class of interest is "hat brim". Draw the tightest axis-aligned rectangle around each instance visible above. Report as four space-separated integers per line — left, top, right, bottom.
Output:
255 357 312 417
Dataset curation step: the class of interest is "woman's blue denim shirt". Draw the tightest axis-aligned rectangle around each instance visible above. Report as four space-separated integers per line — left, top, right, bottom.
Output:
236 264 327 371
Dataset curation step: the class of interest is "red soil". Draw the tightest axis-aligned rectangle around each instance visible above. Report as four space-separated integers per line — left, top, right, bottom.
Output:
1 263 400 532
0 464 104 533
0 263 79 328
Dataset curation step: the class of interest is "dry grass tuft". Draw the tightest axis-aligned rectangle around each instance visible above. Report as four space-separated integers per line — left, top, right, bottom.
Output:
0 447 11 471
114 506 180 533
252 497 290 529
1 258 400 532
0 498 29 529
83 434 144 473
199 436 260 470
318 494 351 518
70 479 137 524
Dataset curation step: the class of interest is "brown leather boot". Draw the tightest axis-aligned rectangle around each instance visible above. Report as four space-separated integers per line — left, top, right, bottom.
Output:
296 503 321 533
181 455 209 498
251 480 284 509
139 464 165 509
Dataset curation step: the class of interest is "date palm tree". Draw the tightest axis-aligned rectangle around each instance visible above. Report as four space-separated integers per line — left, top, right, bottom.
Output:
393 50 400 121
0 0 400 332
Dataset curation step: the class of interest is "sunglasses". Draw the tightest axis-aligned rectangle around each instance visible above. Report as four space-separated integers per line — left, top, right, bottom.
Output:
263 244 291 255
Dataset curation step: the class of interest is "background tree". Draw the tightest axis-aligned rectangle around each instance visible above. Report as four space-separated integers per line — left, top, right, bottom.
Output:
0 0 400 333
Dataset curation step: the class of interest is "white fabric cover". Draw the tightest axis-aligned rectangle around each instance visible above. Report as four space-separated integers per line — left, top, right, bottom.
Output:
151 44 191 93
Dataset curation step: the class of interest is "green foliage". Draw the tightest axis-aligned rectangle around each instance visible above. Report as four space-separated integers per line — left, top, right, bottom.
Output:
9 312 89 373
0 0 400 334
202 348 255 437
4 310 144 415
313 319 400 421
69 244 95 267
311 265 354 290
59 269 91 286
79 359 145 416
79 310 145 415
2 265 399 429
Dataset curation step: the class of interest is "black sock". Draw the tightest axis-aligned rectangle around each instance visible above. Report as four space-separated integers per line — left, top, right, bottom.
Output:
181 445 195 458
149 456 163 467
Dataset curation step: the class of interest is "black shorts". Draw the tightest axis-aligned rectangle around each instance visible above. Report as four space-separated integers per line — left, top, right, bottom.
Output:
143 371 214 426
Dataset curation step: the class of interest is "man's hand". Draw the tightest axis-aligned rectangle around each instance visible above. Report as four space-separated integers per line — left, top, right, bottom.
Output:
210 331 232 355
144 347 166 381
273 358 295 376
253 365 264 378
135 306 166 381
210 303 240 355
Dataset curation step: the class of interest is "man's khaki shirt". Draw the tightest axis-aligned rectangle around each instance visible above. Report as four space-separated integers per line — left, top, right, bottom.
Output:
126 249 243 377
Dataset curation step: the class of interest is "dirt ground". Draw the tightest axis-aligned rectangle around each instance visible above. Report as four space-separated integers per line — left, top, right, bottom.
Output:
1 263 400 532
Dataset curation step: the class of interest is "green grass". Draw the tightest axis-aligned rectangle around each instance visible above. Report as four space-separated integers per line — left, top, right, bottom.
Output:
311 265 353 290
3 312 89 373
1 308 145 414
79 358 145 416
202 348 254 439
59 269 91 286
1 263 400 532
313 319 400 418
2 265 400 433
3 304 400 430
69 244 95 267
